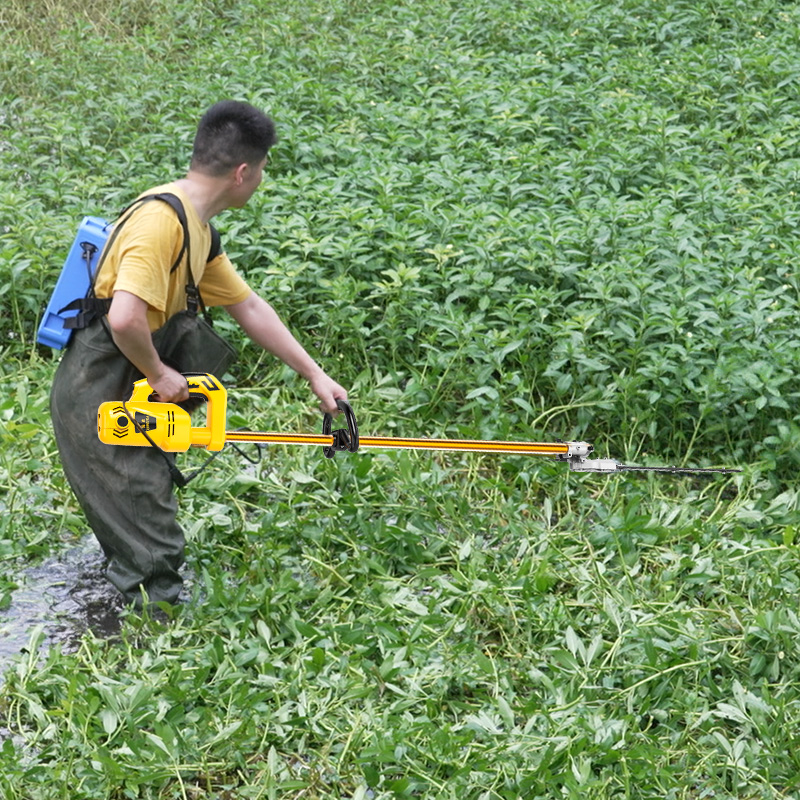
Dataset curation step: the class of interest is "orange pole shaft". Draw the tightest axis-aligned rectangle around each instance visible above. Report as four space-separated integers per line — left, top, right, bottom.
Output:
224 430 568 458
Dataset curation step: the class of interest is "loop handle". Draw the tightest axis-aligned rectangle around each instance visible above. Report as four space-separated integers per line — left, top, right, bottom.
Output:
322 399 359 458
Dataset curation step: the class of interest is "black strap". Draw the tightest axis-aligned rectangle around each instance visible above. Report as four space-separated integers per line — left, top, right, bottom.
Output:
120 395 191 488
59 297 112 329
150 193 190 275
209 224 222 262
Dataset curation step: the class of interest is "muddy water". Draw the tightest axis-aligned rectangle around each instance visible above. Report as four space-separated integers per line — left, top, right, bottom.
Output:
0 536 123 665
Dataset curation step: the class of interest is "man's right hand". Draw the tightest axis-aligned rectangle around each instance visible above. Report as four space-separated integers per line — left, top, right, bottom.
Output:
148 366 190 403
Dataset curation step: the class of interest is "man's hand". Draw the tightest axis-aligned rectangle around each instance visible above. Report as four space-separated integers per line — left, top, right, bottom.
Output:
309 371 348 415
149 366 189 403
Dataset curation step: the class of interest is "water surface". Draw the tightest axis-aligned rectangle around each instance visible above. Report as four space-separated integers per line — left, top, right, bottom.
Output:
0 535 122 666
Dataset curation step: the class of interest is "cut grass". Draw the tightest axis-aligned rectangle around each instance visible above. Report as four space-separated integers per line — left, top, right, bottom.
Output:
1 0 800 797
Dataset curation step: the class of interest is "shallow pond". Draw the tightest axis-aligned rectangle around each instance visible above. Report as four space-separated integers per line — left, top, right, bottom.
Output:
0 535 123 666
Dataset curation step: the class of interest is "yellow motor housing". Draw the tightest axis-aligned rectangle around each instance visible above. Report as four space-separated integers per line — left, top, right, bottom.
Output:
97 372 228 452
98 401 194 451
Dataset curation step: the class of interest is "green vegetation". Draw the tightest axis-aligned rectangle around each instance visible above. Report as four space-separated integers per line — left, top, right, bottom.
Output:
2 0 800 796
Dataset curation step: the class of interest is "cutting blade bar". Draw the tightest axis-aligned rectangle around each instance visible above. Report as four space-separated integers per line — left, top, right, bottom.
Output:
617 465 741 474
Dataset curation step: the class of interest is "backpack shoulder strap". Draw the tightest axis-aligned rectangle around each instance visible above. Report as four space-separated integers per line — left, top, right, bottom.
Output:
146 193 190 274
208 223 221 262
150 193 223 265
149 192 219 318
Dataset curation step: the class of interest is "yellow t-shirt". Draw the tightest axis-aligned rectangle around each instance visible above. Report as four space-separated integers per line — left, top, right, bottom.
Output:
93 183 252 331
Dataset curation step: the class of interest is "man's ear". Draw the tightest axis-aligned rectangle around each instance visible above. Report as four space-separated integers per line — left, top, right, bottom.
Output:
232 163 249 185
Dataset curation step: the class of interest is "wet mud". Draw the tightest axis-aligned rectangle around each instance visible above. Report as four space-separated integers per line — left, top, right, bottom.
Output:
0 536 123 665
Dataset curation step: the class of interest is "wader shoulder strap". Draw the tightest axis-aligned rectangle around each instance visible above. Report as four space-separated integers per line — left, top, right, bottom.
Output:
158 194 219 321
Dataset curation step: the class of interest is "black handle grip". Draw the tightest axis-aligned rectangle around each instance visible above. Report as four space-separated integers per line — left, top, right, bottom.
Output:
322 398 359 459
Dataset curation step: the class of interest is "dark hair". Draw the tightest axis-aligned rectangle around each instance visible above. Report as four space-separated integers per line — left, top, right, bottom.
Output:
191 100 277 175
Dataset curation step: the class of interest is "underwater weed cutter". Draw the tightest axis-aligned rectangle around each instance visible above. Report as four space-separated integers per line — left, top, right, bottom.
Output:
97 373 741 477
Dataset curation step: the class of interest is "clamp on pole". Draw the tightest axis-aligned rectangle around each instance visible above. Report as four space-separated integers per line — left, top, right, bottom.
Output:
556 442 620 472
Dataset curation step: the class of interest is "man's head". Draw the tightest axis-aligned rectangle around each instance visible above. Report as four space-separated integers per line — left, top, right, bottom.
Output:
191 100 277 176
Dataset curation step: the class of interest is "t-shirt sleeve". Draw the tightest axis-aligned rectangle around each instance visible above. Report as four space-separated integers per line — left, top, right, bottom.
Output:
108 205 183 312
197 252 252 307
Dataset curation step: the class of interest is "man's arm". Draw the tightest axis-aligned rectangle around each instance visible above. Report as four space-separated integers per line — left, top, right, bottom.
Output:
224 292 347 413
107 291 189 402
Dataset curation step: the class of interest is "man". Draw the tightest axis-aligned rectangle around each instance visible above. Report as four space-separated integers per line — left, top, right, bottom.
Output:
50 100 347 607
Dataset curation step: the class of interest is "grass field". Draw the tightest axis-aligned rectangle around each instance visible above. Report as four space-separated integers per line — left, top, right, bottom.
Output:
2 0 800 797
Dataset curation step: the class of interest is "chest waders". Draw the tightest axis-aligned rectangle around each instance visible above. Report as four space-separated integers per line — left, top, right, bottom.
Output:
51 320 187 606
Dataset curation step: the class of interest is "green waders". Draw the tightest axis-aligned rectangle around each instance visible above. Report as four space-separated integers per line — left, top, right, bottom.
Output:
50 320 185 606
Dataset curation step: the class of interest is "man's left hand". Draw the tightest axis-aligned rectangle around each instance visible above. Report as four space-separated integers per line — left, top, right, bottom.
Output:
309 371 348 415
